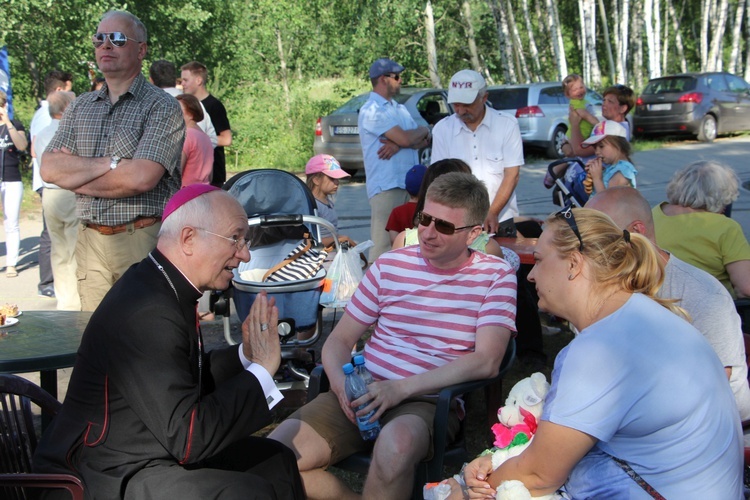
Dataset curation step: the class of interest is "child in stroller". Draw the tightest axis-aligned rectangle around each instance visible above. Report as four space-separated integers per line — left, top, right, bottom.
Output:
547 120 637 207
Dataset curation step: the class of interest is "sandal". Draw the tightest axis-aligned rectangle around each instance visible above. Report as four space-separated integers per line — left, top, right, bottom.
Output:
5 266 18 278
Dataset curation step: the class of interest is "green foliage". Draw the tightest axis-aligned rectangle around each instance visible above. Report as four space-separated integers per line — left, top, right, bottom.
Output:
2 0 748 172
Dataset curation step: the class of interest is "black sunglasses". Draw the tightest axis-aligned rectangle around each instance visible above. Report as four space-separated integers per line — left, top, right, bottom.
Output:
556 206 584 251
92 32 143 48
417 212 477 236
384 73 401 81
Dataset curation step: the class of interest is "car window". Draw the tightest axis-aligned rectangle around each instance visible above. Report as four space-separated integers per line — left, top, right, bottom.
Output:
416 94 450 114
487 88 529 110
417 93 451 125
642 77 696 94
705 74 729 92
332 94 370 114
726 75 750 93
539 86 564 105
586 89 603 105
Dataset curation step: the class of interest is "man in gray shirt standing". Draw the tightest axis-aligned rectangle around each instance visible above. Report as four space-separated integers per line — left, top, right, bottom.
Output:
41 10 184 310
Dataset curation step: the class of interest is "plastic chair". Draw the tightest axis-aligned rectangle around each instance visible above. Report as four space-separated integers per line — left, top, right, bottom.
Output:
0 374 84 500
306 339 516 499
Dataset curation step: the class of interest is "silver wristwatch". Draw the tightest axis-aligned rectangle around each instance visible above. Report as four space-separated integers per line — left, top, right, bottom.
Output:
110 156 121 170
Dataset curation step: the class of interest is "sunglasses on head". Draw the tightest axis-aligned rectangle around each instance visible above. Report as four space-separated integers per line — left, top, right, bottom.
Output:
417 212 477 236
556 206 584 251
92 32 143 48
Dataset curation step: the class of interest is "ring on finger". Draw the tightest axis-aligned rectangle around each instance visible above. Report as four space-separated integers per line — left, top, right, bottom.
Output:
260 323 269 331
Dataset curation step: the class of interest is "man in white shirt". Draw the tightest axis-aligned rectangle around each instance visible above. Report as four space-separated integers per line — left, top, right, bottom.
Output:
30 70 73 298
431 69 524 236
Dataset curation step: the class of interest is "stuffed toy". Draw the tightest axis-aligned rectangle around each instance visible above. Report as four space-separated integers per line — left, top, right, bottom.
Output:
424 373 562 500
489 372 561 500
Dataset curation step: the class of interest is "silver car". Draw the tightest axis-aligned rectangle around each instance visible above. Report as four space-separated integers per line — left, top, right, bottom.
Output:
486 82 603 158
313 88 453 174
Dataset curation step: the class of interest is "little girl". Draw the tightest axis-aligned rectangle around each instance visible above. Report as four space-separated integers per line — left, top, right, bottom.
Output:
578 120 637 196
305 154 355 248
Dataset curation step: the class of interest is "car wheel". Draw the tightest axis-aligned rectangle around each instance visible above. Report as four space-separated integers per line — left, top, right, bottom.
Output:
697 114 717 142
418 146 432 166
547 125 568 159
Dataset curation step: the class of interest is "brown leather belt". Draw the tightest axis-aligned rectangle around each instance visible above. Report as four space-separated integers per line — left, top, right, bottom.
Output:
84 217 161 235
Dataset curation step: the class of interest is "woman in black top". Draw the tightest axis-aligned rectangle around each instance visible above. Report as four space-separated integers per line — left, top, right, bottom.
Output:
0 90 28 277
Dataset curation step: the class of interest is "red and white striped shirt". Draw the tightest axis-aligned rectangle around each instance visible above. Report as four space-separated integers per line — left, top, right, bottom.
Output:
347 246 517 381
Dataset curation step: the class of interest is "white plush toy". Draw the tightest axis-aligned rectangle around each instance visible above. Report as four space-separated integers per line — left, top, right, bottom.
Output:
490 372 562 500
423 373 562 500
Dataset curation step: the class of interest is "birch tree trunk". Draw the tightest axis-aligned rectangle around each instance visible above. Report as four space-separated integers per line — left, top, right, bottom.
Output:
616 0 631 83
632 1 645 88
425 0 442 88
667 0 688 73
489 0 516 82
520 0 543 81
275 27 292 130
583 0 602 86
506 0 531 82
578 0 589 82
545 0 568 79
728 0 746 74
462 1 483 74
534 0 552 75
700 0 713 71
598 0 616 83
643 0 662 78
706 0 729 71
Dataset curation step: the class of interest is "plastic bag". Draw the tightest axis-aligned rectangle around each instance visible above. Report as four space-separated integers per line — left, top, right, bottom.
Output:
319 240 373 307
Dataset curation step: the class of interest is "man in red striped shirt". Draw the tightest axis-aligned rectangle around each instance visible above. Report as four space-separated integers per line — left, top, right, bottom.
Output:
270 172 517 499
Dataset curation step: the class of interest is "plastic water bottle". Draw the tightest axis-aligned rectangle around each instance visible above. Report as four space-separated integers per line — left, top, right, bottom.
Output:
353 355 374 385
343 363 380 440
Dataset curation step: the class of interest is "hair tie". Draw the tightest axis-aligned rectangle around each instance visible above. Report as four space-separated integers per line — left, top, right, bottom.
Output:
623 229 631 243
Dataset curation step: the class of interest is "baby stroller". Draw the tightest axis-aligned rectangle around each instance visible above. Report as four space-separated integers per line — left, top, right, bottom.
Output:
546 157 588 208
222 169 341 391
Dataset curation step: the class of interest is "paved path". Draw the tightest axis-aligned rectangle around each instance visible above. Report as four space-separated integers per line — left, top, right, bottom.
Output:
337 135 750 244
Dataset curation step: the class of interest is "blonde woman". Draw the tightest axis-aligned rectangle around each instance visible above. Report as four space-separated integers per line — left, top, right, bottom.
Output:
456 208 742 499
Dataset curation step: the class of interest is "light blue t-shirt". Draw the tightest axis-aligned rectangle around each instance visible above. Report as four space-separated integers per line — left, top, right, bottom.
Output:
358 92 419 199
601 159 637 190
544 293 742 499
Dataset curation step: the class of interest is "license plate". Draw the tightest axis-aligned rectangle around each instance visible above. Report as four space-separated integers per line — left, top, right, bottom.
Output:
648 103 671 111
333 126 359 135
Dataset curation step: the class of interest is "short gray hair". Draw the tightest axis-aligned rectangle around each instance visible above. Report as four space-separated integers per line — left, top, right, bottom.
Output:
426 172 489 226
47 91 75 117
100 10 147 43
666 160 740 213
158 190 238 239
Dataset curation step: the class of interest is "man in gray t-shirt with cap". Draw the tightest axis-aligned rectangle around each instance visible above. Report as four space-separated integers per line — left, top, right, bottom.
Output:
358 58 431 261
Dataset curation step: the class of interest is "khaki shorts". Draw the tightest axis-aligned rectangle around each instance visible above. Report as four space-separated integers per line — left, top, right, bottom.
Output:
289 391 461 467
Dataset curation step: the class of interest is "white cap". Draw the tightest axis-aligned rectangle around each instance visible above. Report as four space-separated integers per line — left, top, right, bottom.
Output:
581 120 628 147
447 70 487 104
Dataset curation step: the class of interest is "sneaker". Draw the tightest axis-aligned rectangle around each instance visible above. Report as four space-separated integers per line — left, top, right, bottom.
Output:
543 171 555 189
38 286 56 298
5 266 18 278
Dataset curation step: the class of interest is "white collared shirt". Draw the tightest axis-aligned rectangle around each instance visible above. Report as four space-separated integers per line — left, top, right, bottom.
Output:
432 106 524 222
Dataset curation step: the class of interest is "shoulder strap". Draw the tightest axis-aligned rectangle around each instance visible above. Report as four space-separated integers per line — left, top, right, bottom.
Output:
611 456 666 500
262 234 313 281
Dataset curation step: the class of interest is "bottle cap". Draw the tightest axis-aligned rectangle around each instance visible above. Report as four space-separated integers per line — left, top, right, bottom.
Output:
353 355 365 366
342 363 354 374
